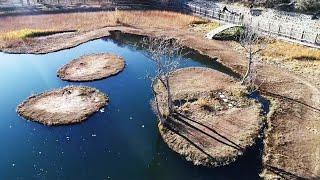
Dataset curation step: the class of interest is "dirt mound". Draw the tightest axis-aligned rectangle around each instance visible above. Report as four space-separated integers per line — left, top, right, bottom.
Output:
155 67 263 167
58 53 125 81
17 86 108 125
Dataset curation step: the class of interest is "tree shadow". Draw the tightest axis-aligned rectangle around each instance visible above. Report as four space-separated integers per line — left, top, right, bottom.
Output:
163 110 245 159
265 165 309 180
173 111 244 151
261 90 320 113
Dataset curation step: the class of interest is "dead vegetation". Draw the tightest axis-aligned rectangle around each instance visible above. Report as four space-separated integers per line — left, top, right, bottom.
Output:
57 53 125 81
259 40 320 87
156 67 263 167
0 10 201 35
17 86 108 125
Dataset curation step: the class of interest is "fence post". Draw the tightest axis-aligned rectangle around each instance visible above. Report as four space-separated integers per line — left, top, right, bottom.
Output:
278 25 281 35
301 30 305 40
289 27 293 39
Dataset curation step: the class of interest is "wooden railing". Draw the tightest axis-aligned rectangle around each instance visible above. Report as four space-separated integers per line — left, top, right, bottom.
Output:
158 1 319 47
183 4 244 25
255 20 319 46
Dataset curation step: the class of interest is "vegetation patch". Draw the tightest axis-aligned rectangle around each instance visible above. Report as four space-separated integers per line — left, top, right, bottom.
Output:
0 29 76 41
17 86 108 126
58 53 125 82
261 40 320 61
0 10 202 38
189 21 220 34
155 67 263 167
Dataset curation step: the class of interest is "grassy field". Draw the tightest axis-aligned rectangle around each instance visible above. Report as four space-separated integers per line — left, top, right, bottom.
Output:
261 40 320 61
0 10 201 34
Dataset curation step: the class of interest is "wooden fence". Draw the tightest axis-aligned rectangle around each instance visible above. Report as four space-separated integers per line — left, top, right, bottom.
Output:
255 20 320 45
186 5 319 47
158 1 319 47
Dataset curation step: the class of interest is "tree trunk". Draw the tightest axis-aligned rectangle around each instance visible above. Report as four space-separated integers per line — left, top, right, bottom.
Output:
165 76 174 114
152 80 166 124
242 48 253 84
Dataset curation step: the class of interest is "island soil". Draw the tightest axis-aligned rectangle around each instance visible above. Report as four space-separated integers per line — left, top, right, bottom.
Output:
1 11 320 178
155 67 263 167
58 53 125 81
17 86 108 125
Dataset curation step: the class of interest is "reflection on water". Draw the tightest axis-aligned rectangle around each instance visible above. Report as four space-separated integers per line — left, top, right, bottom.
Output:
0 33 261 180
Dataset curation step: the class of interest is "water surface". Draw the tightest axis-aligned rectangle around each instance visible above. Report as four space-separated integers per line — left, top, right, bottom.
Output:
0 33 262 180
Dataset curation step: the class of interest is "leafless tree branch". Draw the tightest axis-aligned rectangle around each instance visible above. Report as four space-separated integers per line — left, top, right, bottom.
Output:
141 36 185 124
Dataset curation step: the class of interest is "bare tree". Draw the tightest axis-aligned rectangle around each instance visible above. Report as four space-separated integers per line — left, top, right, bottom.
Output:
141 36 184 124
239 25 266 91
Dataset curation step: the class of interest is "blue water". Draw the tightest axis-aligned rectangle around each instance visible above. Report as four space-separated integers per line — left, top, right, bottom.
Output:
0 33 261 180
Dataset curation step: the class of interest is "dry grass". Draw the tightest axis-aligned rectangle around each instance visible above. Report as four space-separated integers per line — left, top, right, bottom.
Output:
260 40 320 84
190 21 220 34
0 28 63 41
261 40 320 61
0 10 201 36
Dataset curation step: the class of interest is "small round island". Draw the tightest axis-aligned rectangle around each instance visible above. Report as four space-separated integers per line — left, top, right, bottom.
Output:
154 67 263 167
57 53 125 82
17 86 108 125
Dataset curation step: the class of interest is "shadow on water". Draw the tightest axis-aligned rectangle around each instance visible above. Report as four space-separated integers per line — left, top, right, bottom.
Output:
0 31 269 180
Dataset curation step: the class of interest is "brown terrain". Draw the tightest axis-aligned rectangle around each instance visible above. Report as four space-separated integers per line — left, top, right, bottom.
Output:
1 10 319 179
156 67 263 167
17 86 108 125
58 53 125 81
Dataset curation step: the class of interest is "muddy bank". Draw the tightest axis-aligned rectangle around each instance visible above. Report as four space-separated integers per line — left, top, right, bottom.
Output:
155 67 263 167
58 53 125 82
17 86 108 125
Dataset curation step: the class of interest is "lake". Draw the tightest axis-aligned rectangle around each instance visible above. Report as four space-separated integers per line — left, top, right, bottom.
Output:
0 32 263 180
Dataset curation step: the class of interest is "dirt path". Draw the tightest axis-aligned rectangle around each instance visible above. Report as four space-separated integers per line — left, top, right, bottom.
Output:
1 25 319 178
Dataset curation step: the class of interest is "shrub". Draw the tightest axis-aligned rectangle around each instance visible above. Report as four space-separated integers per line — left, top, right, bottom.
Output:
296 0 320 12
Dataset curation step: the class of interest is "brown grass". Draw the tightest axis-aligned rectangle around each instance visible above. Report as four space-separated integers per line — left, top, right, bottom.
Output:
0 10 201 35
261 40 320 61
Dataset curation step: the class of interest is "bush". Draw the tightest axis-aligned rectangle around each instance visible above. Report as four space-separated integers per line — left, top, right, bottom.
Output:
296 0 320 12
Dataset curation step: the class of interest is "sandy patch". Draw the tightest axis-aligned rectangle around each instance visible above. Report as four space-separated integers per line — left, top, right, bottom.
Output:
155 67 263 167
58 53 125 81
17 86 108 125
